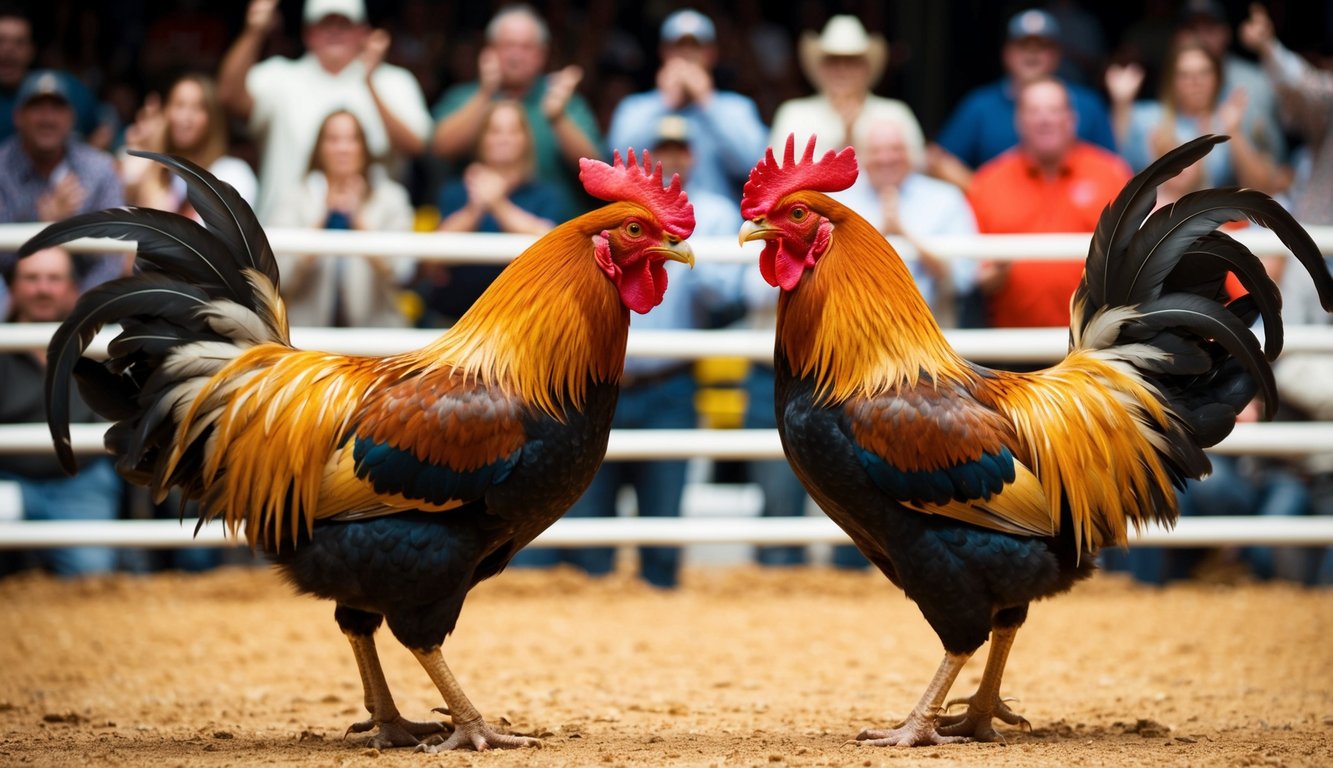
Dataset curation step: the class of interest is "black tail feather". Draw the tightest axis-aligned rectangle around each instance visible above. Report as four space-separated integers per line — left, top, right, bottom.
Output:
128 151 279 288
43 274 210 472
1083 134 1227 310
16 207 253 306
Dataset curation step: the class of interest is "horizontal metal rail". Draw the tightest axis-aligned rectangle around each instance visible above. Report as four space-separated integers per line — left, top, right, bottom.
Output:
1 515 1330 549
0 423 1327 459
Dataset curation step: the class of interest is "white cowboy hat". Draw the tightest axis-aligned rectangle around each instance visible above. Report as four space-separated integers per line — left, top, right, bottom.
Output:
798 15 889 90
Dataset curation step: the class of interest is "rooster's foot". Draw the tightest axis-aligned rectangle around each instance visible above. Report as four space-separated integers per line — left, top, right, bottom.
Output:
938 695 1030 742
345 715 449 749
855 715 969 747
415 717 539 752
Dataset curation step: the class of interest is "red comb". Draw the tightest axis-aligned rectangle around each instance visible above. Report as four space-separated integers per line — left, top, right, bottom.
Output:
741 134 858 219
579 149 695 239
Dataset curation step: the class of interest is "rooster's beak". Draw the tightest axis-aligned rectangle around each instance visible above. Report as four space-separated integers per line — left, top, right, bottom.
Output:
658 235 695 268
739 219 777 246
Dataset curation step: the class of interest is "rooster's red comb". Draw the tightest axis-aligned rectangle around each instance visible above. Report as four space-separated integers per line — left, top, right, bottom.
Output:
741 134 858 220
579 149 695 239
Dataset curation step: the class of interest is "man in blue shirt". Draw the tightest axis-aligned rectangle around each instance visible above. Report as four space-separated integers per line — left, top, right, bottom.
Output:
606 9 768 202
928 8 1115 189
0 69 125 318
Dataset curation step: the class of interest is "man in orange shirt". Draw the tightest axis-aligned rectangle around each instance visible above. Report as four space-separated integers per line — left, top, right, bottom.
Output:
966 76 1131 328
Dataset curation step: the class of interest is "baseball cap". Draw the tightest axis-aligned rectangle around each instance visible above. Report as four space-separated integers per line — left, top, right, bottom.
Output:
653 115 690 148
1007 9 1061 42
304 0 366 24
15 70 73 109
1178 0 1228 24
661 9 715 44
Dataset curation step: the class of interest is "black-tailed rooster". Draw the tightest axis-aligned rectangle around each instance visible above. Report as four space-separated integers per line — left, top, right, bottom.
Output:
20 149 695 750
738 134 1332 745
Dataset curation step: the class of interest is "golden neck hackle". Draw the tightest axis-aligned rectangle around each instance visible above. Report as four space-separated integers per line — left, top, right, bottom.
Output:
777 197 968 403
415 212 630 416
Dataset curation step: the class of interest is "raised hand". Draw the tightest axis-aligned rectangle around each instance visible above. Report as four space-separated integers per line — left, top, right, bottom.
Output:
1104 62 1144 105
541 65 583 122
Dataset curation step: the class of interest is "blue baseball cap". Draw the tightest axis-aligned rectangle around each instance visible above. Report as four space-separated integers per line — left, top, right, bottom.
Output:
15 70 73 109
1007 9 1061 43
661 9 715 44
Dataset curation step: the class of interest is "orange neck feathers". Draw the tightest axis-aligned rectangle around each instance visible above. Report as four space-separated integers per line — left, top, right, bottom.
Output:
777 197 967 402
418 213 629 416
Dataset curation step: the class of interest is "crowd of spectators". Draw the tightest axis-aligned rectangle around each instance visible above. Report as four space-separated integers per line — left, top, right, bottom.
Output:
0 0 1330 586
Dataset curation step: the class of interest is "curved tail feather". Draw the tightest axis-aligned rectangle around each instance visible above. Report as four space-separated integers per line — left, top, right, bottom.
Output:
17 154 288 479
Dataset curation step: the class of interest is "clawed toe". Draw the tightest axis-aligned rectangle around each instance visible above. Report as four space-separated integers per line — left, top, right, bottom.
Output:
346 716 450 749
854 718 969 747
415 718 540 752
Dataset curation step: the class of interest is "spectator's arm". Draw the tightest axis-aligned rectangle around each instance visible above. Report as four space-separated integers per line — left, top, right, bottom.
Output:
925 144 974 191
486 197 553 236
217 0 278 119
543 69 603 165
431 88 493 159
362 30 428 158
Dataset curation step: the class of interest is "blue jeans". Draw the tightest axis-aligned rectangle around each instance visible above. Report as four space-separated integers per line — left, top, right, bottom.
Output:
1 458 122 577
510 370 695 588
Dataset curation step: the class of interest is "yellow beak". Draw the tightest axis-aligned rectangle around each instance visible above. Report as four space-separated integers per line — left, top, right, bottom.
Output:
657 236 695 268
739 219 777 246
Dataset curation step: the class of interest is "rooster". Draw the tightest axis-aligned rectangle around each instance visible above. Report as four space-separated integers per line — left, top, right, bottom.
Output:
738 134 1332 746
20 149 695 751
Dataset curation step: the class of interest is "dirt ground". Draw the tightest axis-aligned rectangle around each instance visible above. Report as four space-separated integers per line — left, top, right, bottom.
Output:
0 563 1330 768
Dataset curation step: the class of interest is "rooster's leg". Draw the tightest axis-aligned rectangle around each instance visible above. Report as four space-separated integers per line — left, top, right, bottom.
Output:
337 608 448 748
938 623 1031 741
856 651 971 747
411 647 539 751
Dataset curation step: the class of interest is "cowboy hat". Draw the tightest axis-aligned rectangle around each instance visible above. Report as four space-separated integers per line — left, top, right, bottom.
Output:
798 15 889 90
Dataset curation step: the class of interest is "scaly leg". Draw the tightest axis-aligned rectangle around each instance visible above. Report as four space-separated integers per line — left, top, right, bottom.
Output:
937 624 1031 741
411 647 539 751
342 631 449 748
856 651 972 747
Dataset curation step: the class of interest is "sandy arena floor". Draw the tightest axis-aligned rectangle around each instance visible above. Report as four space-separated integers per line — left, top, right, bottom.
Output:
0 563 1330 767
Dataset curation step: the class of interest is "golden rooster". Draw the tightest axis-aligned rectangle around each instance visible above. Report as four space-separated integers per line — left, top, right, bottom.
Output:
21 149 694 750
738 134 1332 745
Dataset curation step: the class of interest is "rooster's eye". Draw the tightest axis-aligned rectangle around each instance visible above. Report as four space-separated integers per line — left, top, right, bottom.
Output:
791 207 807 221
627 222 642 236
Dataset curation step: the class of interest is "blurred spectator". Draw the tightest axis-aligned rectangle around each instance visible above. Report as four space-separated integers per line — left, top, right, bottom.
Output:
0 4 105 145
769 15 923 161
0 69 125 319
1105 35 1281 192
1177 0 1284 163
928 9 1115 191
0 246 121 578
967 77 1130 329
1043 0 1108 86
510 115 743 589
1241 3 1333 226
606 9 767 202
267 109 415 328
420 99 563 326
119 73 257 218
430 4 602 216
218 0 431 219
836 113 980 327
1241 3 1333 585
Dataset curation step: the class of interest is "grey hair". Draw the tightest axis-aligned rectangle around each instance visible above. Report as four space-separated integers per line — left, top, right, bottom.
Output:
486 4 550 46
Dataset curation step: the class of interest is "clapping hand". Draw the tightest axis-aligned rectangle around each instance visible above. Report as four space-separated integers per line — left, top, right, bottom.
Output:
541 65 583 122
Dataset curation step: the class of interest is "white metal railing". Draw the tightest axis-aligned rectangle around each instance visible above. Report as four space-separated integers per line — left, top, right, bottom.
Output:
4 223 1333 263
0 423 1329 460
3 325 1332 363
3 515 1332 550
3 225 1332 552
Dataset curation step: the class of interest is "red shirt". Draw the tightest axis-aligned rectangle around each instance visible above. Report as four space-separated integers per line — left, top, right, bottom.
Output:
968 143 1132 328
